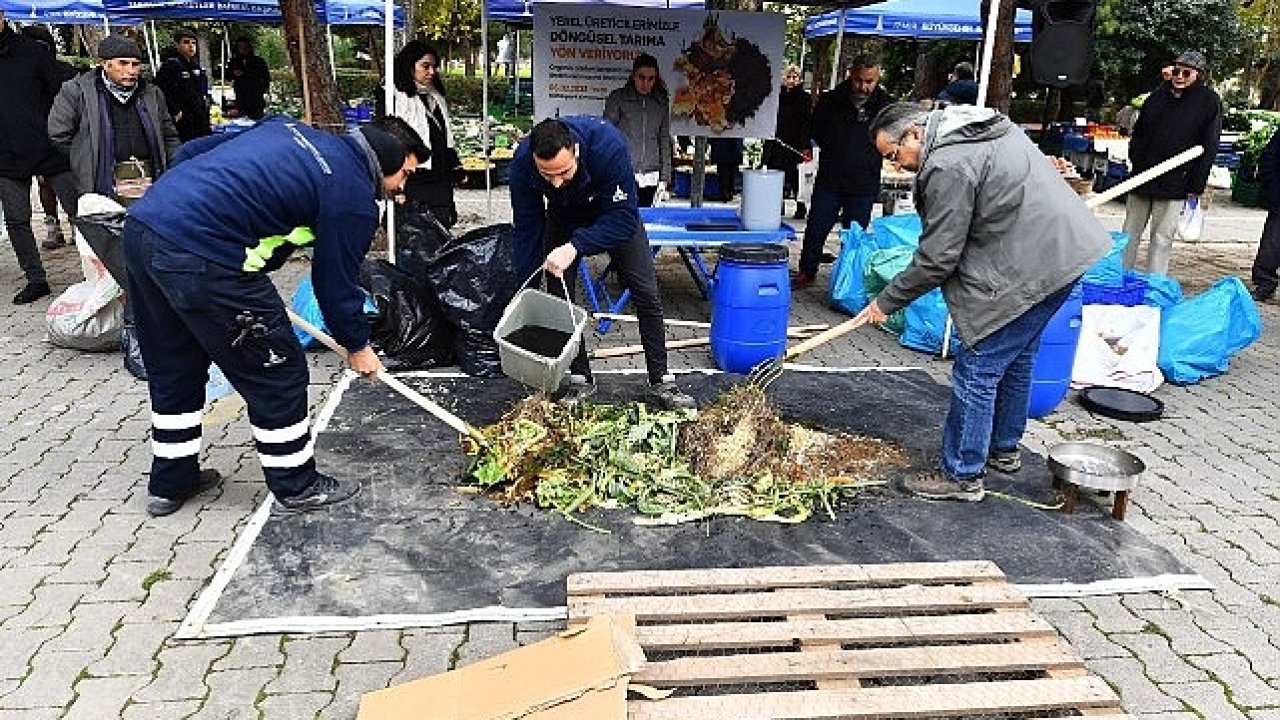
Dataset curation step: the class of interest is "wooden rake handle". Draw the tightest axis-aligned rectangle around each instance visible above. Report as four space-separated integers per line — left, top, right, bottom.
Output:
1083 145 1204 211
782 315 872 363
286 309 485 444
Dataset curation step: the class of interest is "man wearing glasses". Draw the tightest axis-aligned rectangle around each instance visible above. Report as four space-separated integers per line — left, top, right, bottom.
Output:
1122 50 1222 276
792 54 894 289
156 28 212 141
855 102 1110 503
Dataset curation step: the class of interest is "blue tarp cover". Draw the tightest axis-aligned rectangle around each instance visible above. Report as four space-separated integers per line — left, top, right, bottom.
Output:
804 0 1032 42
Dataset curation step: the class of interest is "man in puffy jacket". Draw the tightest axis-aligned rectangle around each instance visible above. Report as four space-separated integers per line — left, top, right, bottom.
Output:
856 102 1110 502
123 116 425 517
508 116 695 410
155 28 211 141
1122 50 1221 276
0 7 68 304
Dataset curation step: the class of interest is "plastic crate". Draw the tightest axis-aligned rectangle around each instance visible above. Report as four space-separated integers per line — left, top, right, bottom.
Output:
1082 274 1147 306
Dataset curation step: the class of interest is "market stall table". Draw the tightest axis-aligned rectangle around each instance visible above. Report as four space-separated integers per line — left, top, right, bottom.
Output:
579 206 795 332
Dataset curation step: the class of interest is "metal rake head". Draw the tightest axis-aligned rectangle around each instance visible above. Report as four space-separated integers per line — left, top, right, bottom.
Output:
746 354 786 389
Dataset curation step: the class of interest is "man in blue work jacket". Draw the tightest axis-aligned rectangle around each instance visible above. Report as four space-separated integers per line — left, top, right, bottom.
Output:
124 116 427 517
508 116 695 409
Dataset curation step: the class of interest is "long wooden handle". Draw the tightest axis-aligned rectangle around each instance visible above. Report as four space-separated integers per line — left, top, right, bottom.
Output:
782 315 871 362
286 309 484 443
1084 145 1204 210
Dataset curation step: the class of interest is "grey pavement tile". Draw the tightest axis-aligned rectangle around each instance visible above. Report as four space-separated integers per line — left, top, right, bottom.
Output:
339 630 404 664
392 629 462 682
1188 653 1280 708
1082 595 1149 634
1250 711 1280 720
185 510 251 545
322 661 403 720
122 699 203 720
168 541 229 581
134 642 231 703
1161 680 1252 720
1112 633 1209 683
212 635 285 671
0 626 60 680
83 561 157 604
264 636 348 695
1130 608 1234 656
1 648 98 710
0 564 57 606
0 709 62 719
43 601 136 653
124 578 205 624
88 621 175 677
4 582 95 630
455 622 518 669
1087 656 1185 714
260 691 332 720
190 666 272 719
62 674 150 720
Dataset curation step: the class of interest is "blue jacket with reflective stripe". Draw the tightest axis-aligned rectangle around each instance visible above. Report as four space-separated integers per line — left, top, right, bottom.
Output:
128 117 381 352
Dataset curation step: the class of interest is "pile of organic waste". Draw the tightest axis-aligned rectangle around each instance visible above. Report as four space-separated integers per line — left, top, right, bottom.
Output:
462 384 909 528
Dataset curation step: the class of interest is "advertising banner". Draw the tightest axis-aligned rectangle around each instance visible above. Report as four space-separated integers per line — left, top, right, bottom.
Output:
533 3 785 139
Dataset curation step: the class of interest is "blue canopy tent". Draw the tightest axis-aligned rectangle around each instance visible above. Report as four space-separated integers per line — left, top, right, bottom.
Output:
0 0 140 23
486 0 703 23
99 0 402 25
804 0 1032 43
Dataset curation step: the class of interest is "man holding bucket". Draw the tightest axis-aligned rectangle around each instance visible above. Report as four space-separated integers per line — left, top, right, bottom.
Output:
856 102 1110 502
508 116 695 410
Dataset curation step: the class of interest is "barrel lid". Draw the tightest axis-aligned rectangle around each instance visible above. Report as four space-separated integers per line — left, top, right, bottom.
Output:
718 243 788 265
1078 387 1164 422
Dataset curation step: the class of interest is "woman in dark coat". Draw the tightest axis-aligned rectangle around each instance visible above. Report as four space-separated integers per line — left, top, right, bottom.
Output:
761 65 811 218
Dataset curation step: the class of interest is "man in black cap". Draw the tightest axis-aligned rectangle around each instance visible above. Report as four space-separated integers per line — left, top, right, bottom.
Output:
1122 49 1221 276
0 6 67 303
49 33 181 207
155 27 211 141
122 116 426 517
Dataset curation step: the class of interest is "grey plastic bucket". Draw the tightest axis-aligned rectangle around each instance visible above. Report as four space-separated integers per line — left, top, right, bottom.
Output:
493 287 588 393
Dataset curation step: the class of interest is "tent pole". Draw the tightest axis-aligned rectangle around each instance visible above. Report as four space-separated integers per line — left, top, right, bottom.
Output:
383 0 396 263
829 7 845 90
482 1 491 217
977 0 1001 108
148 20 161 70
327 27 336 81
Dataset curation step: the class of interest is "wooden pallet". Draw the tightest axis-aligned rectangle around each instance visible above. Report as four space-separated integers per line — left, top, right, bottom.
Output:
567 561 1134 719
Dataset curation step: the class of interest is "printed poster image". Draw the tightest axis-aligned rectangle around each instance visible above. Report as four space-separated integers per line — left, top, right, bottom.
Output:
532 4 785 139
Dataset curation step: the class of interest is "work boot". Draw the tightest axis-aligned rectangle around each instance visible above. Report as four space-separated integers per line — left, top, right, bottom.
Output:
146 469 223 517
903 469 985 502
986 449 1022 474
1252 286 1274 302
558 374 597 405
274 473 361 515
650 374 696 410
793 201 807 220
13 281 51 305
41 216 65 250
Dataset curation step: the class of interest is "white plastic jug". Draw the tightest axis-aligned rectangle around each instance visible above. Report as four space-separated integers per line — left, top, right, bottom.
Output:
739 169 785 231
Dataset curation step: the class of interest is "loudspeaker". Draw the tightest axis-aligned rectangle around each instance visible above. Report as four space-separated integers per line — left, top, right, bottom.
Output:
1030 0 1097 88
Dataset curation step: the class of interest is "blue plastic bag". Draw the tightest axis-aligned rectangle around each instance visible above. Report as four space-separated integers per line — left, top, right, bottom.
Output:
900 288 957 354
290 274 328 349
1136 271 1183 309
1082 231 1129 287
1157 277 1262 385
829 228 874 315
869 213 922 250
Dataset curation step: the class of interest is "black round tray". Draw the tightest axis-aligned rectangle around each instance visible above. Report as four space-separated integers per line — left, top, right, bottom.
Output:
1078 386 1164 422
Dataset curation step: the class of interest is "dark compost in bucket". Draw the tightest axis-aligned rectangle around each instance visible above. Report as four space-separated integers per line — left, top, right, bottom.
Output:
502 324 573 359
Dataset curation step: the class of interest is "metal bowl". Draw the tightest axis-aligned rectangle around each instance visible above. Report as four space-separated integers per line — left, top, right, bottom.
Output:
1046 442 1145 492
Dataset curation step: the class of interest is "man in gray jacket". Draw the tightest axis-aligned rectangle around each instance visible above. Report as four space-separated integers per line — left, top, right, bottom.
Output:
856 103 1110 502
48 34 180 206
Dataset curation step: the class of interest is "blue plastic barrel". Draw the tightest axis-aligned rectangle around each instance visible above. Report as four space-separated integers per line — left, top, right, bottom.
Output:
710 244 791 373
1027 283 1084 418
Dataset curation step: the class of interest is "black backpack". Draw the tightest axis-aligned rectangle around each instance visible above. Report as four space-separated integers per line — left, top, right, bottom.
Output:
1030 0 1097 88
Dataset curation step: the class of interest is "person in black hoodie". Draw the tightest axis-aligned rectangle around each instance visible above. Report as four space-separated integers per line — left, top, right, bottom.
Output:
792 54 893 289
226 36 269 120
0 8 69 303
761 65 811 219
156 28 211 141
1121 50 1221 276
22 24 79 251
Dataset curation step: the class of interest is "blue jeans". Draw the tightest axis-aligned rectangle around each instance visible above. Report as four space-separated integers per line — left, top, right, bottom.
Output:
798 184 876 276
942 283 1076 481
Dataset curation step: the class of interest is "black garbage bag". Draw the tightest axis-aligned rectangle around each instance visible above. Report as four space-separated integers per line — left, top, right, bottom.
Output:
423 223 519 377
394 202 452 283
74 210 128 288
121 318 148 380
359 259 455 370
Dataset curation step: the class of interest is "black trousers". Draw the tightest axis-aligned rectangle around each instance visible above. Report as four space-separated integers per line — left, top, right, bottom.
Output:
545 217 668 384
123 219 318 501
1253 210 1280 297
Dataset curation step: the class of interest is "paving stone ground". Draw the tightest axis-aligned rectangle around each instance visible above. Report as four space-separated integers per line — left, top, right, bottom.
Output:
1 185 1278 718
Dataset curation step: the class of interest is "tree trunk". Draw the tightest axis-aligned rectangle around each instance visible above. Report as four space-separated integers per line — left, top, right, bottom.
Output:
980 0 1016 113
912 41 940 101
75 25 105 58
810 37 832 95
280 0 344 132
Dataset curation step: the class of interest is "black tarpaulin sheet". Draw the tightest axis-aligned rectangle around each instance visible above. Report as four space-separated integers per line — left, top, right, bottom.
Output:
198 369 1202 635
